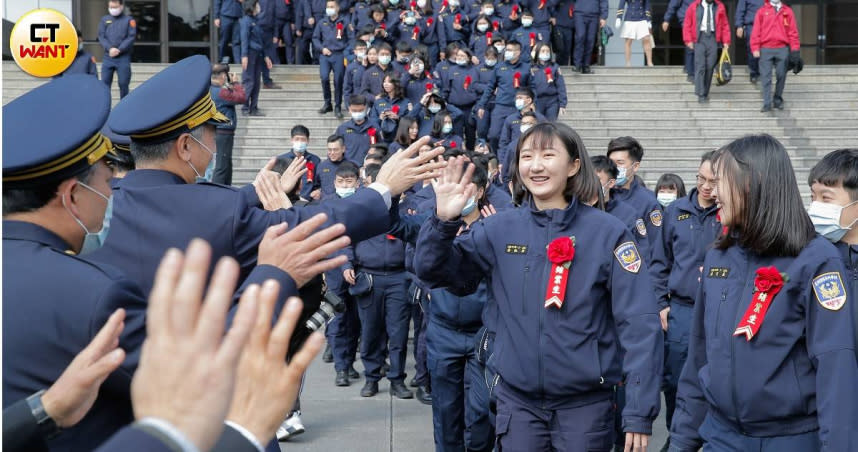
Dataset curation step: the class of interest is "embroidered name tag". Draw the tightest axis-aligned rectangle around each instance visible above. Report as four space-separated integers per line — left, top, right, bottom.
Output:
708 267 730 278
505 244 528 254
677 213 691 221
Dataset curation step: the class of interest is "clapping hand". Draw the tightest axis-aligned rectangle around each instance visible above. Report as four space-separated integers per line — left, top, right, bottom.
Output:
433 155 476 221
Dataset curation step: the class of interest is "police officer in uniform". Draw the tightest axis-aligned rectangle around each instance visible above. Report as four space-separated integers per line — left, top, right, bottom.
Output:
336 95 382 163
592 156 650 257
215 0 244 63
670 135 858 452
571 0 607 73
314 0 350 119
649 151 720 452
663 0 696 82
98 0 136 98
476 40 532 154
735 0 764 83
2 75 148 452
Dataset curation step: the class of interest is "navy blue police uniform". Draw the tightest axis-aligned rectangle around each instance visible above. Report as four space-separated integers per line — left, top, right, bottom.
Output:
421 13 444 65
433 57 456 90
606 197 651 259
477 58 532 153
611 177 664 265
485 183 513 210
370 95 411 140
257 0 278 86
240 11 274 114
439 5 471 50
210 75 247 185
554 0 576 65
343 59 369 105
314 13 351 111
316 157 356 196
665 0 696 76
445 62 486 148
90 55 393 310
648 188 719 433
56 50 98 78
275 0 295 64
359 63 394 105
2 76 148 452
506 25 545 64
402 70 436 106
415 198 664 450
572 0 608 70
473 61 497 140
520 0 558 38
414 104 465 138
670 236 858 451
498 110 546 182
97 11 136 98
215 0 244 63
531 61 567 121
334 116 381 163
735 0 764 80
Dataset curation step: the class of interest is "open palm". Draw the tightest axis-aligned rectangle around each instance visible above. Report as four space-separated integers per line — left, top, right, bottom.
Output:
433 155 476 221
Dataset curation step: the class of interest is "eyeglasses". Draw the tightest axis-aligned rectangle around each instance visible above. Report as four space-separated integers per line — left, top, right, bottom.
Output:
696 175 718 188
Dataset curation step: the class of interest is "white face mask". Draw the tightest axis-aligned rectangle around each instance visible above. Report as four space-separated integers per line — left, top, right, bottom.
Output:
514 98 526 110
450 0 460 7
63 182 111 253
188 135 217 183
494 44 506 53
456 58 468 66
538 53 551 62
519 123 532 133
477 23 489 32
485 59 497 67
336 186 357 198
428 104 441 114
326 7 337 17
293 141 308 153
808 200 858 242
351 110 367 122
405 16 417 25
484 7 494 15
441 123 453 134
657 192 677 207
355 51 367 60
109 7 123 16
378 55 392 66
521 18 533 27
504 50 515 61
616 167 629 186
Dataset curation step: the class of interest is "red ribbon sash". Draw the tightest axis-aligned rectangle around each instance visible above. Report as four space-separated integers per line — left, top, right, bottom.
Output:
513 72 521 88
544 262 571 309
733 268 785 341
412 26 420 40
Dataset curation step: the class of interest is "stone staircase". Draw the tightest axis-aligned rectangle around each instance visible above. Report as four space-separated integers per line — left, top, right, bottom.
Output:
4 61 858 197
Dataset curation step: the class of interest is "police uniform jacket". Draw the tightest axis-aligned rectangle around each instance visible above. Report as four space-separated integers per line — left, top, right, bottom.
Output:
2 221 148 452
313 15 351 53
444 63 485 107
370 95 411 138
611 177 664 265
334 117 381 163
573 0 609 17
519 0 558 32
439 6 471 48
415 198 663 433
58 52 98 77
605 197 651 264
734 0 764 27
477 59 532 109
428 278 488 333
402 71 435 106
649 188 720 309
278 150 322 199
531 62 567 107
617 0 652 22
554 0 576 28
664 0 694 23
343 61 368 105
486 183 513 210
215 0 244 19
240 15 273 56
97 14 136 55
671 236 858 451
316 158 355 195
360 63 395 101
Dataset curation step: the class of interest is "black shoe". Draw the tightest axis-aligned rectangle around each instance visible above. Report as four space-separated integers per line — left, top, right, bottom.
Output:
360 381 379 397
323 345 333 363
335 371 350 387
380 361 390 377
416 385 432 405
318 104 333 114
263 82 282 89
582 66 592 74
686 75 694 83
571 65 581 73
761 104 772 112
334 106 344 119
698 96 709 104
408 377 419 388
774 97 784 110
390 381 414 399
348 365 360 380
750 75 759 84
248 109 265 116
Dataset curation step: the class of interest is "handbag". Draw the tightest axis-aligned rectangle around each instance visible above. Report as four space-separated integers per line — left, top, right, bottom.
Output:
714 47 732 86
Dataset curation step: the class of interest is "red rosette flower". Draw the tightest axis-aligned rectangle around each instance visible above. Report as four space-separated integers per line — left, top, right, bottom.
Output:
391 105 401 115
512 5 519 15
412 26 420 40
492 20 499 31
547 237 575 264
464 75 472 90
425 82 434 92
450 141 457 148
529 32 536 47
305 161 315 182
410 0 417 9
539 0 546 9
368 127 377 144
380 23 386 29
513 71 521 88
455 13 462 24
336 22 344 39
568 5 574 17
426 17 434 26
544 66 553 82
754 267 785 293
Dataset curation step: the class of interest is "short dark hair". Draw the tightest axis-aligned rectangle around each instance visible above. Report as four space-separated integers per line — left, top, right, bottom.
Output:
2 166 95 215
714 134 815 256
395 41 413 53
335 161 360 178
291 124 310 138
374 42 393 54
515 88 535 100
364 152 384 164
591 155 618 179
108 0 124 4
701 150 717 165
808 149 858 202
271 155 293 174
510 123 599 207
521 8 534 17
211 63 229 76
369 142 389 157
243 0 258 15
607 136 644 162
349 95 367 107
484 47 499 59
445 42 460 55
327 134 344 145
471 163 489 206
443 147 465 160
656 173 687 198
364 163 382 181
354 39 369 49
506 40 522 50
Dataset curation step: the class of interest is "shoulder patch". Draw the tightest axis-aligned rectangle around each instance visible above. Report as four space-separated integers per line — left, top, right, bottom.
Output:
129 19 136 28
505 244 528 254
812 272 847 311
614 242 642 274
649 209 663 227
635 218 647 237
677 213 691 221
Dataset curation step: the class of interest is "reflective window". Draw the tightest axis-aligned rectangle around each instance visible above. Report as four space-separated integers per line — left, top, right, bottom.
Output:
169 0 211 42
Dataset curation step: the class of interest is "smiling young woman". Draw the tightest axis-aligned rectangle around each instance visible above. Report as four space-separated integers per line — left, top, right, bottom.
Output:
415 122 664 452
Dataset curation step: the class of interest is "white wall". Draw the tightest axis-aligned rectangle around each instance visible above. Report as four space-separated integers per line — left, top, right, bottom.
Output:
4 0 73 23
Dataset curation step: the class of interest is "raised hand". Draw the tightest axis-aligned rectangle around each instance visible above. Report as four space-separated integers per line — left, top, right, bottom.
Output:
280 155 308 194
374 136 446 196
433 155 476 221
131 240 259 452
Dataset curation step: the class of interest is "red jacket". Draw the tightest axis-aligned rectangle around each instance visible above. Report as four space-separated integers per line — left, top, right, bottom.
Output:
750 1 800 53
683 0 731 46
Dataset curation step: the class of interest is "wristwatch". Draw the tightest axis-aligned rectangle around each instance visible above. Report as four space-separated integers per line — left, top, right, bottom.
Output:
26 389 62 439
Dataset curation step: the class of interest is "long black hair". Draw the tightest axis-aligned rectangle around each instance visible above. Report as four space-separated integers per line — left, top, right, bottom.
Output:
714 134 815 256
509 122 599 207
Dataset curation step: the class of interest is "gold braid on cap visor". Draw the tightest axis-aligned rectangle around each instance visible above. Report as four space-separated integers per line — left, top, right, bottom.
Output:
3 133 112 182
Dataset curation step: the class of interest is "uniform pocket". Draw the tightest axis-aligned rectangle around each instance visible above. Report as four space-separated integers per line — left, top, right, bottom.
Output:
495 412 511 452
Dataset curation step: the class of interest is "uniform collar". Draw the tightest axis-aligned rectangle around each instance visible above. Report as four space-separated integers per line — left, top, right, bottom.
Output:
3 220 73 252
528 196 580 228
118 169 187 187
604 197 619 212
675 188 718 215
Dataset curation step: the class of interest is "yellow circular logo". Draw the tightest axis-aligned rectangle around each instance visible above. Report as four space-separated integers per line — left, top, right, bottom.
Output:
9 9 78 77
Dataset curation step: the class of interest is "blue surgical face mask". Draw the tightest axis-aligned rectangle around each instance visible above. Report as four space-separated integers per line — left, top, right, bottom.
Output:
521 18 533 27
64 181 111 254
188 135 217 183
485 59 497 67
461 196 477 216
442 123 453 134
538 52 551 62
514 98 526 110
657 192 677 207
336 186 357 198
428 104 441 114
378 55 392 65
504 50 515 61
808 200 858 242
293 140 308 153
615 166 628 187
351 110 367 122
